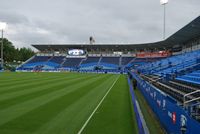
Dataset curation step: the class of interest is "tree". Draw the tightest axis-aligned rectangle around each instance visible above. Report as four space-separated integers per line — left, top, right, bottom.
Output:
0 38 35 64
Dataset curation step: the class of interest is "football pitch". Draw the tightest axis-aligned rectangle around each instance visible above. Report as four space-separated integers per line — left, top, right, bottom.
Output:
0 72 138 134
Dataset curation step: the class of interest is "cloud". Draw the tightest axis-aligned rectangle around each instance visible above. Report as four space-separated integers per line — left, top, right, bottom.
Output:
0 11 29 25
0 0 199 50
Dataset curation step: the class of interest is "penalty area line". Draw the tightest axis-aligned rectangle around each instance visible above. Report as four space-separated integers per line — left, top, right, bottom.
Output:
77 75 120 134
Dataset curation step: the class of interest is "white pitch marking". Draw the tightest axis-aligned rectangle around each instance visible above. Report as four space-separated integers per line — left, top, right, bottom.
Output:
77 75 120 134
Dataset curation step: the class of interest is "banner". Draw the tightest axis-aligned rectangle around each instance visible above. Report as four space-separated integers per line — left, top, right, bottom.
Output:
130 71 200 134
136 51 171 58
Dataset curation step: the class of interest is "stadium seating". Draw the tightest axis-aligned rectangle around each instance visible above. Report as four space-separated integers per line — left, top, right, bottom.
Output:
176 70 200 85
100 57 119 65
99 57 120 69
138 49 200 76
132 49 200 124
17 55 152 72
82 57 100 65
27 56 51 64
49 56 65 64
62 58 84 68
80 57 100 70
137 50 200 102
121 57 135 66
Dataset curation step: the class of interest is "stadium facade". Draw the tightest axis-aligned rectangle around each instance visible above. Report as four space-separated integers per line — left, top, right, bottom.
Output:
16 16 200 134
17 16 200 73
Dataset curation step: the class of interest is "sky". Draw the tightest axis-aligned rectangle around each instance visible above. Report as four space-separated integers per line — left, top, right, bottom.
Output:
0 0 200 50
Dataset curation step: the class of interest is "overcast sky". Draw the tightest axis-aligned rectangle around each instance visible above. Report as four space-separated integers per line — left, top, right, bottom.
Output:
0 0 200 49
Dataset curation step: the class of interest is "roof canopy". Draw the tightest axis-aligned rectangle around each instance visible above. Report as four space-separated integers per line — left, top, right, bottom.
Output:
33 16 200 52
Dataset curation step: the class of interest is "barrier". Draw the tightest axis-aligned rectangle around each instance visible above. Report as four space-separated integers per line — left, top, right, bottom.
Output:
136 51 171 58
128 77 145 134
130 71 200 134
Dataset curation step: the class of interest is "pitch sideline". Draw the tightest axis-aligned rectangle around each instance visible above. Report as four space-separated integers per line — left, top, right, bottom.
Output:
77 75 120 134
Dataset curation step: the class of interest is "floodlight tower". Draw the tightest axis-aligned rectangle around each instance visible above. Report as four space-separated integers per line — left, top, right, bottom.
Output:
160 0 168 40
0 22 7 70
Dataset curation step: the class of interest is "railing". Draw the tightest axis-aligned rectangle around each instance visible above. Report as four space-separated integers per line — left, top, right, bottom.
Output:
97 56 102 66
79 58 87 67
128 70 200 134
127 77 147 134
16 55 36 69
138 49 200 74
183 90 200 107
119 56 122 67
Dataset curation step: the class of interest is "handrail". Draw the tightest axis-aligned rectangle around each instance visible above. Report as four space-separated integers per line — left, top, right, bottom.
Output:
183 90 200 107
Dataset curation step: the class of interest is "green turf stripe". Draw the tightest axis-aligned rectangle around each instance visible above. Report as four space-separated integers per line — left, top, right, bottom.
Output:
0 74 112 133
0 73 88 96
0 74 96 110
0 73 97 94
0 75 61 87
0 76 75 95
0 74 109 126
0 73 37 81
82 75 137 134
0 72 79 83
0 72 64 83
0 73 78 88
34 75 118 134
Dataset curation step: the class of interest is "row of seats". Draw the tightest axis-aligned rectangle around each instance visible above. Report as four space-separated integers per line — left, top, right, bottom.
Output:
62 58 83 68
19 56 136 70
142 74 199 104
50 56 65 64
138 49 200 76
28 56 51 63
82 57 99 65
101 57 120 65
176 70 200 85
137 51 200 122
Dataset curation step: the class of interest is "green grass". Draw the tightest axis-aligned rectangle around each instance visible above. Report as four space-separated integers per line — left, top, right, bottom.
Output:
0 72 137 134
82 75 138 134
134 88 165 134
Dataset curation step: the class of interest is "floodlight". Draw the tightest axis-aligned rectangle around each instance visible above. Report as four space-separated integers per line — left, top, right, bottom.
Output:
0 22 7 70
160 0 168 5
0 22 7 30
160 0 168 39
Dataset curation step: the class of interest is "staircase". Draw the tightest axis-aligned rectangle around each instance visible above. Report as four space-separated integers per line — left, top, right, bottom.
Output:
79 57 87 67
60 58 67 68
119 56 122 67
126 58 136 66
17 55 36 69
97 56 102 66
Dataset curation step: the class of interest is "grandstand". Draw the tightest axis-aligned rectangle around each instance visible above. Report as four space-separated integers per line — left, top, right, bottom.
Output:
14 16 200 134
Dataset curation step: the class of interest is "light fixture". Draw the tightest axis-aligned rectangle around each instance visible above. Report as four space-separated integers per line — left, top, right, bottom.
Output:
0 22 7 30
0 22 7 70
160 0 168 5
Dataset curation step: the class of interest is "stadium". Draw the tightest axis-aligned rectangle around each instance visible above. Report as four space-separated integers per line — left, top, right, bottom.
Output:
1 1 200 134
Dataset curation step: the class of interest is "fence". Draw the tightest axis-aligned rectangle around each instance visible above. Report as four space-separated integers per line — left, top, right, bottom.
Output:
128 77 146 134
129 71 200 134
